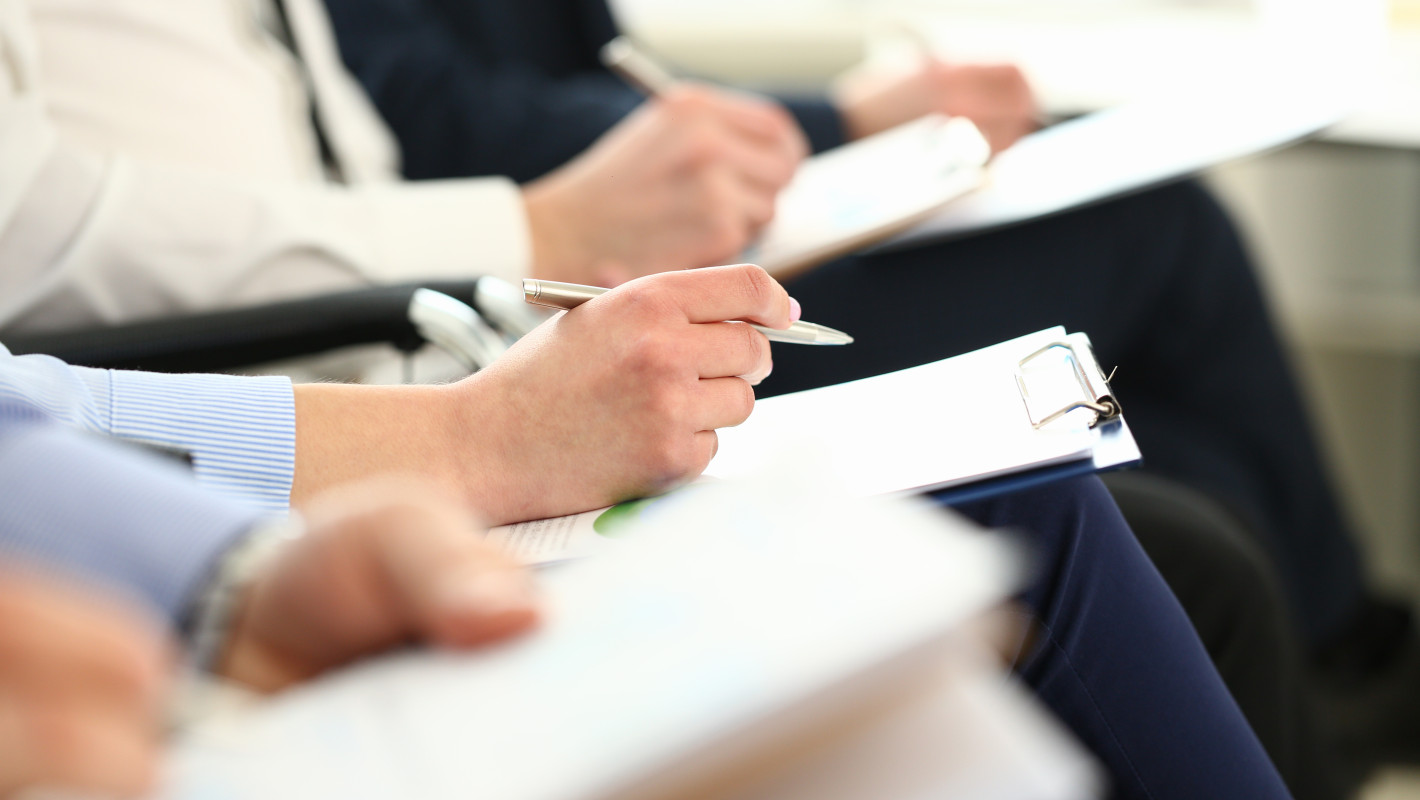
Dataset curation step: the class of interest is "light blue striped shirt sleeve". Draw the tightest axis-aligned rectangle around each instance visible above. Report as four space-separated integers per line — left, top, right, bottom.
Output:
0 420 264 624
0 343 295 513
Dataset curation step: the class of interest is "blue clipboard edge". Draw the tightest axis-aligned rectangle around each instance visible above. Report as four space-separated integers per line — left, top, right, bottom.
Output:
929 416 1142 507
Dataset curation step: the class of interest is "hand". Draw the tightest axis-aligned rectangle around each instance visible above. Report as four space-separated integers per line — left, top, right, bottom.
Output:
0 571 170 798
522 84 808 286
219 480 539 693
834 58 1038 154
450 264 795 523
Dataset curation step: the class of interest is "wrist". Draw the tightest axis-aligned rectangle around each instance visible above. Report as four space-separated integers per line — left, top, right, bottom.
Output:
438 375 524 526
184 517 304 680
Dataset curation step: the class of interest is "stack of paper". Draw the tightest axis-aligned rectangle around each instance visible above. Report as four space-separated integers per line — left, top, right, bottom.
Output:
163 482 1098 800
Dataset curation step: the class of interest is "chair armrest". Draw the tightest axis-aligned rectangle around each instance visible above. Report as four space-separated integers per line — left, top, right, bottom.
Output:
2 281 481 373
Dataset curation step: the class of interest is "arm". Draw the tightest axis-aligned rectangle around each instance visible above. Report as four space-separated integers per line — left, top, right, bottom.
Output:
325 0 847 184
327 0 640 183
0 2 530 334
289 264 791 524
0 422 264 621
3 264 792 526
0 344 296 512
0 426 539 797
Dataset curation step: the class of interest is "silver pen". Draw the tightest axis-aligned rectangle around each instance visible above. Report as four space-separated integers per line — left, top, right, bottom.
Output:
523 279 854 346
600 36 676 96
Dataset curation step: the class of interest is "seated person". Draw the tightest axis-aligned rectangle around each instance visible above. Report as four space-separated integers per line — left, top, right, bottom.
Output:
0 284 1292 798
0 1 1339 788
0 464 538 797
324 0 1408 760
0 0 1378 695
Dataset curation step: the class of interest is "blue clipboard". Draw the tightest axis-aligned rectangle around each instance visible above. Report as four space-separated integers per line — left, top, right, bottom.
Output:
929 416 1142 507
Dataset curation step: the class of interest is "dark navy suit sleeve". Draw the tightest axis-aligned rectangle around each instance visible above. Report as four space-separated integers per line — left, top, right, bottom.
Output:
327 0 639 182
778 97 847 154
324 0 847 184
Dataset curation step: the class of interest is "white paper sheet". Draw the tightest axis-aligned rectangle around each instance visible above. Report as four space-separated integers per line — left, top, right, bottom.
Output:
163 484 1078 800
878 82 1349 248
749 114 989 277
706 327 1096 496
485 328 1103 567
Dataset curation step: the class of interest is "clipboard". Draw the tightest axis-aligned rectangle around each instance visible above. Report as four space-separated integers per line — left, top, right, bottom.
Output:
745 114 990 280
930 334 1140 506
484 328 1141 567
874 83 1347 251
707 327 1138 498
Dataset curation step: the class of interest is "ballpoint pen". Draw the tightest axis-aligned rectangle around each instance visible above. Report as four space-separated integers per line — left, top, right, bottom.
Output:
523 279 854 346
599 36 676 96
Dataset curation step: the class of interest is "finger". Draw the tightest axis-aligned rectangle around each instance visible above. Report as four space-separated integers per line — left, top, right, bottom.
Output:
689 430 720 476
701 87 805 153
689 376 757 431
728 171 780 234
687 322 772 382
15 700 160 798
693 169 758 263
632 264 793 328
371 508 540 650
707 123 800 193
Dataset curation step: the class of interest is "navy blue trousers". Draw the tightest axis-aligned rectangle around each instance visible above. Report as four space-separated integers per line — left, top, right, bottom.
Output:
952 476 1292 800
772 181 1363 648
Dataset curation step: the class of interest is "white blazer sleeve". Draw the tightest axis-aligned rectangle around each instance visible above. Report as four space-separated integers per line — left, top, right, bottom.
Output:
0 1 531 333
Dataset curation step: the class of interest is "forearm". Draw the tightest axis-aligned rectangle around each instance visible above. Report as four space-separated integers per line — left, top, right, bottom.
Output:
0 346 296 513
0 424 263 623
291 383 479 516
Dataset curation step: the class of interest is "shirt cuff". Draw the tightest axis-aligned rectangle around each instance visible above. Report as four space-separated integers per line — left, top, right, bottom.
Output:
357 176 533 286
76 367 296 514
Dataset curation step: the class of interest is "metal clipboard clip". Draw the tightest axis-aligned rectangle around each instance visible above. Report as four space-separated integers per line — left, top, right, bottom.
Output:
1015 337 1121 430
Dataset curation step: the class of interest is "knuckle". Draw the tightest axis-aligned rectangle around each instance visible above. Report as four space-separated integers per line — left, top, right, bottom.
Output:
683 129 724 168
730 378 756 422
734 263 776 309
645 435 693 482
644 380 687 421
612 281 673 323
749 194 777 227
738 320 767 362
623 330 674 377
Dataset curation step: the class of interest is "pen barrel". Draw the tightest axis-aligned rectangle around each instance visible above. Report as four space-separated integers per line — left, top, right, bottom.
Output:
522 279 607 310
753 324 817 344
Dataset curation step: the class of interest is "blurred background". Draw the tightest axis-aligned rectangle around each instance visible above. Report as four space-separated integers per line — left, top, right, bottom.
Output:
612 1 1420 795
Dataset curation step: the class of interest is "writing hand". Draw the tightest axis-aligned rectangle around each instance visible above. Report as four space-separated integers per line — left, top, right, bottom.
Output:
523 85 808 286
835 58 1038 154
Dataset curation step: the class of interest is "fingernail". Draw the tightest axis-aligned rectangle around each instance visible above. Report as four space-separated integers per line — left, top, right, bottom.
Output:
788 297 802 323
438 570 536 618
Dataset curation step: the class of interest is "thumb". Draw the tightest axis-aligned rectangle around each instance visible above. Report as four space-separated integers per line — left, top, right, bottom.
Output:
374 515 540 649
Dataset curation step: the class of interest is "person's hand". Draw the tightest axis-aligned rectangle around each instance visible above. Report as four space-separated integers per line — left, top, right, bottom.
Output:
834 58 1038 154
450 264 796 523
0 571 171 798
522 84 808 286
219 480 539 693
